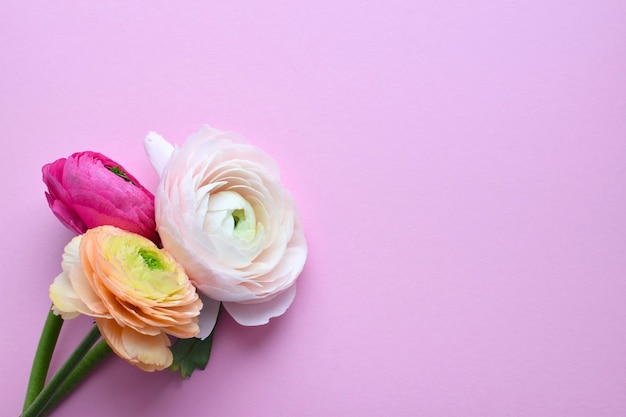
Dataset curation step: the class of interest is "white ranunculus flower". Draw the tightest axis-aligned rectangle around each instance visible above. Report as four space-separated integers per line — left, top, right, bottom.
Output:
144 125 307 332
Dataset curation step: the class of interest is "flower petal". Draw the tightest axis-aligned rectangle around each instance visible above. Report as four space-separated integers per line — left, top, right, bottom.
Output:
196 294 221 339
49 272 82 319
144 131 175 176
97 318 173 372
222 284 297 326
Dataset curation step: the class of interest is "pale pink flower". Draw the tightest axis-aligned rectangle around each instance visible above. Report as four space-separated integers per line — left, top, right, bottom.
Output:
144 125 307 331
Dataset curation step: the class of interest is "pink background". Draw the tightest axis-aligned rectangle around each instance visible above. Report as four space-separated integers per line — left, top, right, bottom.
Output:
2 1 626 416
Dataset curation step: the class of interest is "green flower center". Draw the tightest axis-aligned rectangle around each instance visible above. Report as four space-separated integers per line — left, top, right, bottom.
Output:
105 235 184 299
206 191 258 242
232 209 245 228
138 248 165 270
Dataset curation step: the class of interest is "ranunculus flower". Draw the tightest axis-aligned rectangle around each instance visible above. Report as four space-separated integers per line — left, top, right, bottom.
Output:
144 125 307 329
50 225 202 371
42 151 158 242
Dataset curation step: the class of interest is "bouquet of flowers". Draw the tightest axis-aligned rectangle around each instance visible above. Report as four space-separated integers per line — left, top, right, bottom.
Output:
20 125 307 417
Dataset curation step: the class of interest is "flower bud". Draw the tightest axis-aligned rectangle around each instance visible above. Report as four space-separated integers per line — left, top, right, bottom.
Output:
42 151 158 243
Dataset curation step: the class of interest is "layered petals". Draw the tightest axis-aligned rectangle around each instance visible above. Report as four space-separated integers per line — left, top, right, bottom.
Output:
42 151 158 243
145 126 307 328
96 318 173 372
50 226 202 371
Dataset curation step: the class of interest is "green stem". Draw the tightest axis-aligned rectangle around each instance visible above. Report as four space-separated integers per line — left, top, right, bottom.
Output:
21 325 102 417
22 307 64 411
41 340 112 416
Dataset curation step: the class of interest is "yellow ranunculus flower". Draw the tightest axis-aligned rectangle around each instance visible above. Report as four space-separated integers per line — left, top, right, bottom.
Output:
50 225 202 371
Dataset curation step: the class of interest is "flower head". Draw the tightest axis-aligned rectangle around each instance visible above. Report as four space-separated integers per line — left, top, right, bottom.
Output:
50 226 202 371
144 126 307 329
43 151 158 242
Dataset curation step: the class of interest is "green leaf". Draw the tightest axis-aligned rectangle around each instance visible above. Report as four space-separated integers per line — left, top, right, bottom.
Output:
169 331 216 379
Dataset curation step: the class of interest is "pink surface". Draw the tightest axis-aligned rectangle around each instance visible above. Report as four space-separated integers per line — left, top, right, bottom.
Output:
2 1 626 416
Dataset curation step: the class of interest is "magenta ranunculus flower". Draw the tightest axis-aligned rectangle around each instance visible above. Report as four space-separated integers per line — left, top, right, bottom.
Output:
42 151 158 242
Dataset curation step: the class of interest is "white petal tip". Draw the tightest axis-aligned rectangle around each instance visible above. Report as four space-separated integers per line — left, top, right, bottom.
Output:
144 131 175 176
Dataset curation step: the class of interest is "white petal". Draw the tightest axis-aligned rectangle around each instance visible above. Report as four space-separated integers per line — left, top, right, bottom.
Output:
61 235 82 274
196 293 221 339
144 131 175 176
49 272 82 319
222 284 297 326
